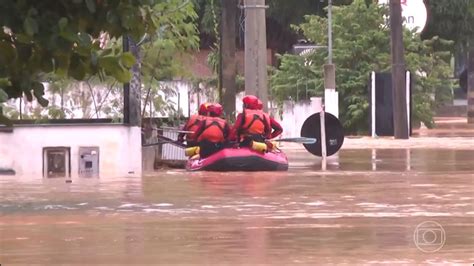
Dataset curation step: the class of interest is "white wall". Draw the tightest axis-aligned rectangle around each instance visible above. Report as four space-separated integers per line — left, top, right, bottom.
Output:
155 81 193 118
0 125 142 178
278 97 323 138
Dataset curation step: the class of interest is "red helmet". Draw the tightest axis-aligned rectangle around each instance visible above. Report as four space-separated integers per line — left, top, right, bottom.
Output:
256 99 263 110
198 103 209 115
208 103 223 117
242 95 260 110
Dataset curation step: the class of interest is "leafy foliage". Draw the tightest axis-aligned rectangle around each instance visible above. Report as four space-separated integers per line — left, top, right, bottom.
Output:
138 2 199 121
0 0 198 124
421 0 474 94
270 0 454 133
422 0 474 46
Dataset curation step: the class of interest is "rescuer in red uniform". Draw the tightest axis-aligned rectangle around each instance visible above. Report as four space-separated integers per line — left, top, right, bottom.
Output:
178 103 210 147
230 95 283 148
194 103 230 158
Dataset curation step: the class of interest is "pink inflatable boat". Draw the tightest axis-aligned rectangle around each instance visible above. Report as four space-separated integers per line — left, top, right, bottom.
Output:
186 147 289 171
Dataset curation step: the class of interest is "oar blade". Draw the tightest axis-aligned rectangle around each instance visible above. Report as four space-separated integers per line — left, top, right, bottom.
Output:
275 137 317 144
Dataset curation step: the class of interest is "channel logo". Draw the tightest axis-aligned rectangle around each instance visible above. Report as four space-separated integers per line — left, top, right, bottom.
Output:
413 221 446 253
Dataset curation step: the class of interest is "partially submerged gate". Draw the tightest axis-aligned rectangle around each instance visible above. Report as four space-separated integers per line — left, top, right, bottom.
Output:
142 127 186 168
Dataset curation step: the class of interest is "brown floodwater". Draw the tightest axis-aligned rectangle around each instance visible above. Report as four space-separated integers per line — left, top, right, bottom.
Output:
1 148 473 264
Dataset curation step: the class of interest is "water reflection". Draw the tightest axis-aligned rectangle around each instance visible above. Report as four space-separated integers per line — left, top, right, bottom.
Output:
1 148 473 264
290 148 474 173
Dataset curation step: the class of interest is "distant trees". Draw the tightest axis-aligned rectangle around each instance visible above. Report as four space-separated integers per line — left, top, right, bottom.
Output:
270 0 454 133
421 0 474 122
423 0 474 50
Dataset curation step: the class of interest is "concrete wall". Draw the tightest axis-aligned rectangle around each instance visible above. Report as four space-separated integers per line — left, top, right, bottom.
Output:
0 124 142 178
278 97 323 138
142 146 158 172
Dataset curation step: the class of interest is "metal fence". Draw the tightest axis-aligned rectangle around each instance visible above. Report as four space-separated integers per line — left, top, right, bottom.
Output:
142 127 187 164
161 130 187 161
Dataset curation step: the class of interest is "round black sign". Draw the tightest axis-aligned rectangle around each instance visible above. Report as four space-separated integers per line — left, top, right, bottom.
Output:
300 112 345 156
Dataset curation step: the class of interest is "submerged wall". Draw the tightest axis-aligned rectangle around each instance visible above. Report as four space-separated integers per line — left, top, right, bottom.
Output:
0 124 142 178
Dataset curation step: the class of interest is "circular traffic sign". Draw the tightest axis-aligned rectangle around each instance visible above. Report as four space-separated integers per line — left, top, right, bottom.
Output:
300 112 345 156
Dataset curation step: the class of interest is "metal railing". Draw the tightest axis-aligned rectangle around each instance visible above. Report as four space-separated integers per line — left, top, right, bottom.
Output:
142 127 187 163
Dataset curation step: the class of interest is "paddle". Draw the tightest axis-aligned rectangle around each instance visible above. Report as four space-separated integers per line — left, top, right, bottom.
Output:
144 136 315 148
143 140 186 148
155 127 317 144
156 134 180 142
159 126 194 134
141 127 194 134
273 137 317 144
143 134 186 148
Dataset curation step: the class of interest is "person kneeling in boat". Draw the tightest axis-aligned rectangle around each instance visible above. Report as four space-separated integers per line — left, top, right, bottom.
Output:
230 95 283 152
194 103 230 158
178 103 210 148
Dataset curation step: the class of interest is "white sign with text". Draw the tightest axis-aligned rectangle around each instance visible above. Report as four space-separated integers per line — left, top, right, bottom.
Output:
379 0 428 33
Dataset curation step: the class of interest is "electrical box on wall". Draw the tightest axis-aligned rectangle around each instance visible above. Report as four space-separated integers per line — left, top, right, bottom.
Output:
43 147 71 178
79 147 99 177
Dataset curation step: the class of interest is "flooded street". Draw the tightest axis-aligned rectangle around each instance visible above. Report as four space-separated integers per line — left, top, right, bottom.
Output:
1 145 474 264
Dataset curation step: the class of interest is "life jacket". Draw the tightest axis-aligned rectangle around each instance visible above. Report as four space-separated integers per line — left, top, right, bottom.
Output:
240 109 271 137
185 114 205 141
197 117 227 143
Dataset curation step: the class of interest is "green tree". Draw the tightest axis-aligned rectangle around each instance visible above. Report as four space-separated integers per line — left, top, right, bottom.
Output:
270 0 454 133
423 0 474 48
422 0 474 82
0 0 197 125
138 1 199 120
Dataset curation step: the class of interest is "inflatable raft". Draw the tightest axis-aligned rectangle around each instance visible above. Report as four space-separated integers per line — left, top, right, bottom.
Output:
186 147 289 171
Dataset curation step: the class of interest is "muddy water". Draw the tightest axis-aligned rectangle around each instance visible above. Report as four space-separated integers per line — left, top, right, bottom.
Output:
1 149 473 264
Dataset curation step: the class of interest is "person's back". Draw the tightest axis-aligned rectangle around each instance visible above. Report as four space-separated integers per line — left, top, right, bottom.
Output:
178 103 209 147
230 95 283 151
197 116 228 143
239 108 271 140
230 95 270 144
195 103 229 158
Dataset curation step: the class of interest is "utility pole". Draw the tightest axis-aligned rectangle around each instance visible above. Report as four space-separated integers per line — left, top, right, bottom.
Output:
220 0 237 118
123 36 141 127
323 0 338 118
123 37 130 124
328 0 332 64
389 0 408 139
468 46 474 124
243 0 268 111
